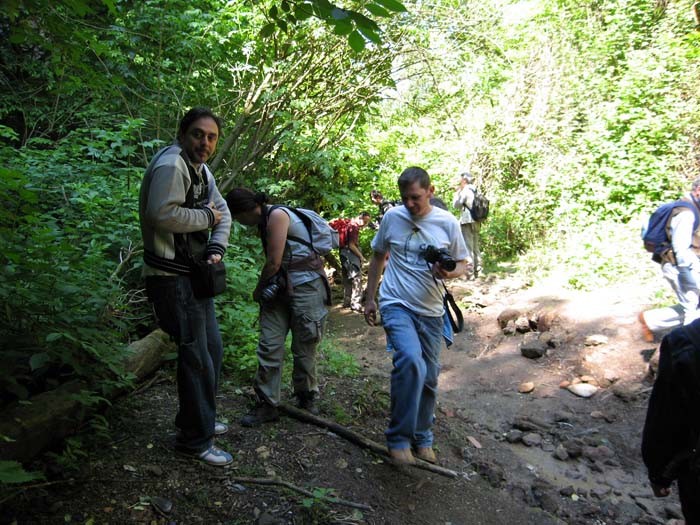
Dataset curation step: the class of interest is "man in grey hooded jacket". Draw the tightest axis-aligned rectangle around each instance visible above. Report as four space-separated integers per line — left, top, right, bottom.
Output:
139 107 232 466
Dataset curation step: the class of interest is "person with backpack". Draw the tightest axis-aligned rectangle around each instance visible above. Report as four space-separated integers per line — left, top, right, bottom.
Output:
452 172 482 278
640 179 700 341
224 188 331 426
642 319 700 523
329 212 372 312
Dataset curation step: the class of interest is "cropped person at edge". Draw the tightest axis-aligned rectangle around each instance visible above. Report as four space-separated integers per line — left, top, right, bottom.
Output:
640 178 700 341
139 107 233 466
364 166 469 465
224 189 330 427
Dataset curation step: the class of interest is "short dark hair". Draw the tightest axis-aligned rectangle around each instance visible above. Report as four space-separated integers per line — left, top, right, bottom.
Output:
178 107 224 138
398 166 430 191
358 211 371 219
370 190 383 200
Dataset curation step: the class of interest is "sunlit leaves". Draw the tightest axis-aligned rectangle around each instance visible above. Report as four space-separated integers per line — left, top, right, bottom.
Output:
374 0 407 12
260 0 407 51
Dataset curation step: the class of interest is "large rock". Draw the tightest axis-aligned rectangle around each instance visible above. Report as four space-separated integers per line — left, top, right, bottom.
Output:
567 383 598 398
497 308 522 328
520 333 548 359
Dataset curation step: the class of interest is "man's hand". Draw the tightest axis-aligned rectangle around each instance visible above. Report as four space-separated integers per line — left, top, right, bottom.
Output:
207 254 222 264
208 201 223 226
431 262 449 279
364 299 377 326
651 482 671 498
432 259 469 280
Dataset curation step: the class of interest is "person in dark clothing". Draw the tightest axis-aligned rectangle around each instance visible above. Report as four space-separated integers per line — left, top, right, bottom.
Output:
642 319 700 523
369 189 399 229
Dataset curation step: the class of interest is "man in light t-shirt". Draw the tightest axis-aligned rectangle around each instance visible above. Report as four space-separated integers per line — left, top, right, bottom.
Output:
364 166 469 466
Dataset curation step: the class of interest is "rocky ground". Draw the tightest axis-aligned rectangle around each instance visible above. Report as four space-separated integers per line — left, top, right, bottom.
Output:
1 272 686 524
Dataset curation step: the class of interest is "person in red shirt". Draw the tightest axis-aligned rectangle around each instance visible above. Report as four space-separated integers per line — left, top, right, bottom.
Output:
330 212 371 311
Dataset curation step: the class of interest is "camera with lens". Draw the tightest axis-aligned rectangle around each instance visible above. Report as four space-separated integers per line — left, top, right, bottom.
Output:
421 245 456 271
259 273 286 303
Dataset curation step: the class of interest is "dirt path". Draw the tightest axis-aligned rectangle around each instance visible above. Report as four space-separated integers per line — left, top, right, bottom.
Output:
2 274 681 524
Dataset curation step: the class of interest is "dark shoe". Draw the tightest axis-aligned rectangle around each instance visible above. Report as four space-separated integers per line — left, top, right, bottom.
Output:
296 391 320 415
177 445 233 467
639 312 654 343
240 402 279 428
214 421 229 435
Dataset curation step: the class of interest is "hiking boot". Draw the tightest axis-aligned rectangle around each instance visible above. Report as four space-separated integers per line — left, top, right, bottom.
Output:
388 447 415 466
414 447 437 464
214 421 229 435
639 312 654 343
296 391 319 415
240 402 279 428
177 445 233 467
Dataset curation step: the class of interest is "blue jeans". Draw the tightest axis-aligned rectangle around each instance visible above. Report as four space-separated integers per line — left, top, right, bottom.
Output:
146 275 223 453
380 304 443 450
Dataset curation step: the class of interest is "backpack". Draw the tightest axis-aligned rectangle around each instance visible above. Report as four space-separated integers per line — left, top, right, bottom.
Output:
329 218 352 248
468 190 490 222
270 205 339 256
642 201 699 263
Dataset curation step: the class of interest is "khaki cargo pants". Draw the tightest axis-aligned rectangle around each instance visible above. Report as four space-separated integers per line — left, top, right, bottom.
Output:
254 277 327 406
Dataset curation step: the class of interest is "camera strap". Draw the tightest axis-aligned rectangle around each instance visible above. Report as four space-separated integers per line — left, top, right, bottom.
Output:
426 267 463 333
439 278 464 333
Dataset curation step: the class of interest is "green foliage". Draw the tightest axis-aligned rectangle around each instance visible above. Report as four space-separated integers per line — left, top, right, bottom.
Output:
301 486 338 508
0 124 145 405
351 380 389 418
0 461 44 485
515 218 659 295
318 339 360 377
261 0 407 51
44 436 89 473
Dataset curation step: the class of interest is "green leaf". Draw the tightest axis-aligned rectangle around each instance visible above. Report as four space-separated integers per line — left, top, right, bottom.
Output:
294 5 313 20
46 333 63 342
331 7 349 20
366 3 391 17
332 19 354 36
259 23 276 38
358 26 382 45
29 352 50 371
348 30 366 52
347 11 380 32
0 460 45 484
276 18 288 32
374 0 407 12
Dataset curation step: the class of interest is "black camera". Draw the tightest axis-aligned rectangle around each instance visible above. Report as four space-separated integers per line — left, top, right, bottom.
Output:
421 245 456 271
259 273 286 303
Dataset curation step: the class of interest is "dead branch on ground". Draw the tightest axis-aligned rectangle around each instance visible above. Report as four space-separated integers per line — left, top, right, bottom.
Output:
224 476 372 512
279 404 462 479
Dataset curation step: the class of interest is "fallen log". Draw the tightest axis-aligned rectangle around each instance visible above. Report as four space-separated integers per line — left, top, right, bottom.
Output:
279 404 462 479
0 329 174 463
